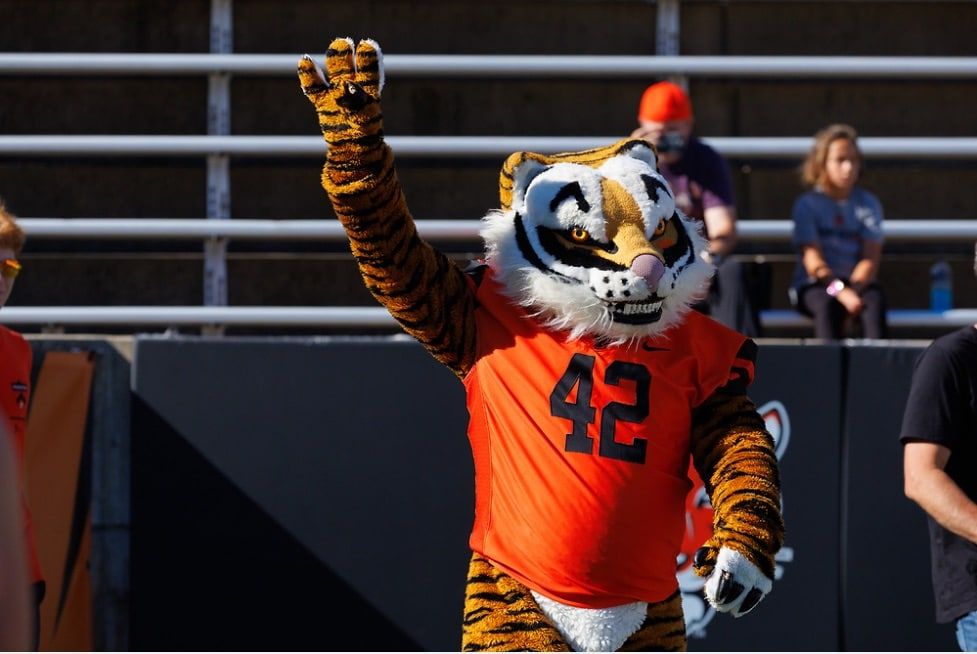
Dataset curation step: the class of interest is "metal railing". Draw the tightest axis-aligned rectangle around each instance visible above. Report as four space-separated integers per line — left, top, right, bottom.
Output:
6 217 976 332
3 136 977 160
3 53 977 78
16 218 977 243
2 305 975 331
5 49 977 328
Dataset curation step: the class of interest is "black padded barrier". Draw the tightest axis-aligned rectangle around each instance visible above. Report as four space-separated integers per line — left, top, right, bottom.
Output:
129 336 961 651
131 337 473 651
843 344 959 652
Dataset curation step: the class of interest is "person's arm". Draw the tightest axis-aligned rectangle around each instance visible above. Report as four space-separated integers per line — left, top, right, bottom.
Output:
800 242 833 281
703 205 737 258
850 192 885 292
848 239 883 291
792 196 863 314
904 441 977 544
699 148 738 259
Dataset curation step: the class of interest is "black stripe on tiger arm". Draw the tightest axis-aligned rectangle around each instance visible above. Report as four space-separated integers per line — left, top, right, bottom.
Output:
704 449 784 566
318 115 378 136
297 56 331 97
710 521 783 579
388 272 475 357
323 136 388 180
354 235 426 295
689 394 779 493
343 197 414 248
325 39 355 77
326 152 396 201
356 233 476 376
324 158 401 229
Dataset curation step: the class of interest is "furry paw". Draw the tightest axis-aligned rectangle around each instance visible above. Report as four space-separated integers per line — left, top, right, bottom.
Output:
696 546 772 617
297 37 385 144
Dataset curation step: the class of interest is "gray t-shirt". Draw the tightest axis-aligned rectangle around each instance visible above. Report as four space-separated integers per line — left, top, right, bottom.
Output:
790 187 885 289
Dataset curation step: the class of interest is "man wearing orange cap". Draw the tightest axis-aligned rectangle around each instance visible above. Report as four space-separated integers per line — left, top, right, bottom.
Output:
631 81 760 337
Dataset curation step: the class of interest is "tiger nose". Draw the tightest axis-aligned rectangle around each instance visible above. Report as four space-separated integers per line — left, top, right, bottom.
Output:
631 254 665 290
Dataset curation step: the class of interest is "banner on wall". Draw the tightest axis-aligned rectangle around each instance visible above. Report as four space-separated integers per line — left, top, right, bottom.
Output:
25 351 95 652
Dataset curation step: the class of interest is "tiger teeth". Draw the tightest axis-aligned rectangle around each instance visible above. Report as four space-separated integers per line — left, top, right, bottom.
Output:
608 301 662 315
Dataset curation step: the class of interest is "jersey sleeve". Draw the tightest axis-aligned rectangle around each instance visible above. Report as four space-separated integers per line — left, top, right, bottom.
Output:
791 194 819 246
899 344 966 448
714 339 757 396
689 314 757 405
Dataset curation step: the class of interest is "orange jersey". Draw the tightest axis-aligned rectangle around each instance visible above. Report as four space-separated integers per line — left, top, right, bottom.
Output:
464 273 753 608
0 326 43 583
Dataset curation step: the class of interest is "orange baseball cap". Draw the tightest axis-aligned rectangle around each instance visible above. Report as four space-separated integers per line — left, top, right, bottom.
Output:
637 81 693 122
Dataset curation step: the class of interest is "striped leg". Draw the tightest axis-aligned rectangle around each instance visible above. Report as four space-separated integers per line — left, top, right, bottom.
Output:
618 591 687 652
462 553 569 652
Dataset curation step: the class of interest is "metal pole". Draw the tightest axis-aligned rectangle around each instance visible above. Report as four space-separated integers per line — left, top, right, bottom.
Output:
655 0 686 88
205 0 232 320
87 341 132 652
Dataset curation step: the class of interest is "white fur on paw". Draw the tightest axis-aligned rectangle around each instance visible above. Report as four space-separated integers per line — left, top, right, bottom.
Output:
359 38 384 92
702 547 772 617
531 591 646 652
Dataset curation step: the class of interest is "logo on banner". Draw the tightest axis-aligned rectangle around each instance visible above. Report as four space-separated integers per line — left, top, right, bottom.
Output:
10 380 27 411
677 400 795 638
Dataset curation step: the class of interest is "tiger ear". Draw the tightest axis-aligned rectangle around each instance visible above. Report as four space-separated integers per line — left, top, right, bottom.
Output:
618 139 659 172
500 154 549 212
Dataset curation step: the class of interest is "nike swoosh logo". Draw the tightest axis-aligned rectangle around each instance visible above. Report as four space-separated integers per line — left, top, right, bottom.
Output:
642 342 669 352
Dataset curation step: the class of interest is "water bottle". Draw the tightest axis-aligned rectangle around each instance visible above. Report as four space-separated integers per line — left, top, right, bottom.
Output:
929 260 953 312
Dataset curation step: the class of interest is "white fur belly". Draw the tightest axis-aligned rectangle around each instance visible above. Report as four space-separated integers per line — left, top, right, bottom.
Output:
531 592 647 652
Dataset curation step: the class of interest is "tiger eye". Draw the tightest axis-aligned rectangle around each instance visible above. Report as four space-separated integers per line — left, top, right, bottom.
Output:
653 219 667 238
570 227 590 243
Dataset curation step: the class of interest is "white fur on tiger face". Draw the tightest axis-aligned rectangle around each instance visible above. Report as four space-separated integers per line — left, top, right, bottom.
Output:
481 141 714 344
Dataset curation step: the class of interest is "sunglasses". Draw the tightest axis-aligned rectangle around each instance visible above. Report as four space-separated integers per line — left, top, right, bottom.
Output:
1 258 21 280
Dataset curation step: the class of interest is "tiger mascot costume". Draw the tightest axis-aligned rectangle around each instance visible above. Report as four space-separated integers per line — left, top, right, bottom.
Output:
298 38 784 652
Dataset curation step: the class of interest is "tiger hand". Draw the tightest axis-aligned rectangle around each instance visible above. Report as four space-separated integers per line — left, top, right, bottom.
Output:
693 544 773 618
297 37 385 151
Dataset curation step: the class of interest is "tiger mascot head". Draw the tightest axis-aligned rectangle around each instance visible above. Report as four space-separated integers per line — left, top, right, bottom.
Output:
481 139 714 344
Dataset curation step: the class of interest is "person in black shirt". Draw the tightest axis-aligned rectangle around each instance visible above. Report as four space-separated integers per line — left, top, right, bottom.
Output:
901 243 977 651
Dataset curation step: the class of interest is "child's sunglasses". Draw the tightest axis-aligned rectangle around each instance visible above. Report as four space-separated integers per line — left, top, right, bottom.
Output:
1 258 21 280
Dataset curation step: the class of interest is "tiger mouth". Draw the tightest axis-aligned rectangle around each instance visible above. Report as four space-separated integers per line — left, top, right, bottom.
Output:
603 299 664 324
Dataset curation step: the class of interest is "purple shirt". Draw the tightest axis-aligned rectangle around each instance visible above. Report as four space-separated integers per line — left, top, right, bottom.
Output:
658 137 735 236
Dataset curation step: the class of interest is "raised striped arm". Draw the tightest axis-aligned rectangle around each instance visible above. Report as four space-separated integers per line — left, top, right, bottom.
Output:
299 38 477 378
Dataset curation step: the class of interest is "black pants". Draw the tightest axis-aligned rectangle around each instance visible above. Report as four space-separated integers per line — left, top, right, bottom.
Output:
693 257 761 337
794 281 888 340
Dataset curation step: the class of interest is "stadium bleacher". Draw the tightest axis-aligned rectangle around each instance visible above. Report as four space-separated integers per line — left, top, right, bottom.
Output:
1 0 975 338
5 2 977 652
